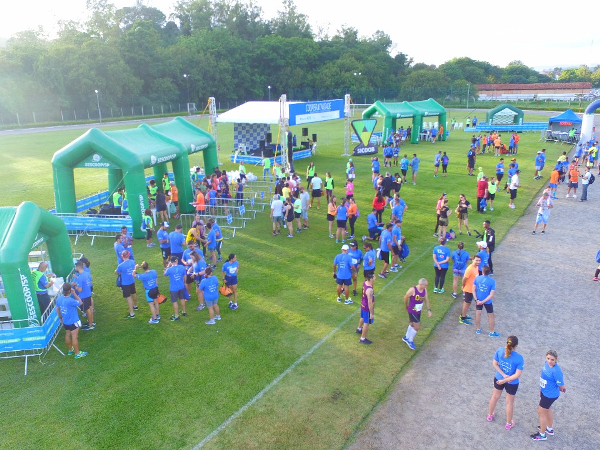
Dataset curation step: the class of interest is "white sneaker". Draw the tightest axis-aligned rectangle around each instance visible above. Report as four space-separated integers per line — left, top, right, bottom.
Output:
489 207 494 211
566 194 570 198
573 194 577 198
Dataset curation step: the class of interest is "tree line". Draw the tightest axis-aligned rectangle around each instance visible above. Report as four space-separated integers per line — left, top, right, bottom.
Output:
1 0 599 119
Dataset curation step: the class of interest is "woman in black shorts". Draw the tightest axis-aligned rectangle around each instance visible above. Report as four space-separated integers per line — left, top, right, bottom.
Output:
455 194 472 236
327 195 337 238
284 198 294 238
156 189 168 225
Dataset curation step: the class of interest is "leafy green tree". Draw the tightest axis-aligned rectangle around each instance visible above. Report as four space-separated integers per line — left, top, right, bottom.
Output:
271 0 312 39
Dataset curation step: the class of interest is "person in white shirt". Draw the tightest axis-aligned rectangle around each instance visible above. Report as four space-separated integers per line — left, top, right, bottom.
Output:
580 166 592 201
310 173 323 209
508 170 521 209
270 194 284 236
532 191 554 234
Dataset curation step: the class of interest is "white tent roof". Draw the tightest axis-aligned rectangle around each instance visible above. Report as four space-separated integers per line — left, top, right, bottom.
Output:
216 101 300 125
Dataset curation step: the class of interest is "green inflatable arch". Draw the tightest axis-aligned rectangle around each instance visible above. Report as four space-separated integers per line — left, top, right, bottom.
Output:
52 118 217 239
362 99 448 144
0 202 72 324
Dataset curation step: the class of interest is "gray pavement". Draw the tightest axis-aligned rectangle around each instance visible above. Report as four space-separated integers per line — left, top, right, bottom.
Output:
347 179 600 449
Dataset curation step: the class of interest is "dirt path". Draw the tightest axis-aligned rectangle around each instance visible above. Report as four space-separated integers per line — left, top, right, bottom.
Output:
347 177 600 449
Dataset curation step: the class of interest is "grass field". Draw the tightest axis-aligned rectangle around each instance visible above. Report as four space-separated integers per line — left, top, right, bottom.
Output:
0 112 560 450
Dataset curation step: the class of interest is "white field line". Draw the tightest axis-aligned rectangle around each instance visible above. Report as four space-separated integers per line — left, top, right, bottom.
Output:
192 245 433 449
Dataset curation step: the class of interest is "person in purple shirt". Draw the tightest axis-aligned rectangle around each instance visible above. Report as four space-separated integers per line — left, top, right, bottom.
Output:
55 283 87 359
402 278 432 350
73 261 94 330
115 250 138 318
333 244 356 305
164 256 187 321
356 273 375 344
473 266 498 336
487 336 523 431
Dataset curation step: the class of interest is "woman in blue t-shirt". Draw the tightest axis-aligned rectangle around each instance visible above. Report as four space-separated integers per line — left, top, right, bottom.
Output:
134 261 160 323
222 254 240 310
451 242 470 299
487 335 524 430
531 350 566 441
55 283 87 359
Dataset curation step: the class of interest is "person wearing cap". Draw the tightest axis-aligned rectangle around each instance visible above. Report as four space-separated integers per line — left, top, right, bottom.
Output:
534 149 546 180
402 278 432 351
333 244 356 305
476 241 489 275
169 224 186 264
115 249 137 319
532 191 554 235
348 240 363 297
432 237 451 294
356 272 376 345
473 265 499 337
476 175 488 213
508 170 521 209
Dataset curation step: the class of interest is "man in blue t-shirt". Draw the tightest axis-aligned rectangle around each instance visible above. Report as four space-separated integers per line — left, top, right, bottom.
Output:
362 242 376 279
409 154 420 185
390 196 407 222
378 223 393 279
114 234 126 264
400 155 410 183
390 219 403 272
473 266 498 336
363 208 383 242
164 256 188 321
476 241 490 274
115 250 138 318
157 222 170 267
73 261 94 330
169 224 186 264
333 244 356 305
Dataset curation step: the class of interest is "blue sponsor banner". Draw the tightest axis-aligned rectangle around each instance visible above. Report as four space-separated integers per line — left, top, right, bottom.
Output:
0 309 61 352
289 100 345 126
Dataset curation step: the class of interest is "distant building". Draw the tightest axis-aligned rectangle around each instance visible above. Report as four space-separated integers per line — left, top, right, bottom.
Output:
477 82 592 101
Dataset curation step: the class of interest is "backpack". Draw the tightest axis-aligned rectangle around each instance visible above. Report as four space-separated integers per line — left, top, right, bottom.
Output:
589 173 595 185
400 243 409 259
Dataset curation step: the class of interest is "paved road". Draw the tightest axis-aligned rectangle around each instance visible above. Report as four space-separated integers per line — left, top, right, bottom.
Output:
347 179 600 449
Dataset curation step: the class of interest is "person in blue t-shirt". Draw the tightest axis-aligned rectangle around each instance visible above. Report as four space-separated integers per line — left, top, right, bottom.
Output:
496 159 505 184
206 222 217 268
432 238 451 293
390 195 408 222
476 241 490 274
199 266 221 325
487 335 523 430
135 261 160 323
531 350 566 441
371 157 380 180
450 242 470 299
363 208 383 242
169 225 186 264
164 256 187 321
55 283 87 359
157 222 170 267
335 198 348 243
362 242 376 279
409 154 420 185
73 261 94 330
333 244 356 304
378 223 393 279
222 253 240 310
399 154 410 183
473 266 498 336
115 250 138 318
348 241 363 297
114 234 126 264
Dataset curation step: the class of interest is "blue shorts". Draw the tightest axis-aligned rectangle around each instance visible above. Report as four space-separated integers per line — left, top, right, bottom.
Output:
206 298 218 307
336 277 351 286
207 246 216 252
368 227 380 239
453 268 465 277
536 213 549 224
225 276 238 286
301 209 308 219
360 309 374 324
549 183 557 188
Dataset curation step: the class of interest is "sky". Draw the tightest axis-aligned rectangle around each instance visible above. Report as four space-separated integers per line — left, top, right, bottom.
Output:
1 0 598 70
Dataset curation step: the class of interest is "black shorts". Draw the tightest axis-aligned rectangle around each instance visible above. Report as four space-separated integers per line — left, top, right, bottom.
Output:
476 302 494 313
488 193 495 200
401 169 407 176
464 292 473 303
185 274 195 285
510 189 517 200
336 219 347 228
468 160 475 168
392 246 400 256
539 392 558 409
146 229 153 240
64 321 81 331
294 212 301 219
327 214 335 222
408 312 421 323
122 283 136 298
496 174 503 182
379 250 389 262
161 247 171 260
363 269 375 278
494 378 519 395
312 189 321 198
82 296 92 312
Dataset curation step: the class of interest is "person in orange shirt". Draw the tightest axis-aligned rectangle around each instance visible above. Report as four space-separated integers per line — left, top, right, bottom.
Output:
459 255 481 325
193 188 206 214
549 167 560 199
566 165 579 198
513 134 520 154
169 181 180 218
494 135 502 157
347 197 358 239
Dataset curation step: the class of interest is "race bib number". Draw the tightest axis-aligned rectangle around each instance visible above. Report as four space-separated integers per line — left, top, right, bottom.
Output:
539 377 547 389
414 303 423 312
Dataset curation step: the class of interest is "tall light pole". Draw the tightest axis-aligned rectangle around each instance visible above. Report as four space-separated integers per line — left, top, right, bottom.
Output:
268 85 271 101
95 89 102 122
183 74 190 103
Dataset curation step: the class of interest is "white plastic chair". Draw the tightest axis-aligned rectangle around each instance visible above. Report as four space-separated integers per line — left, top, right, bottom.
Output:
458 122 463 129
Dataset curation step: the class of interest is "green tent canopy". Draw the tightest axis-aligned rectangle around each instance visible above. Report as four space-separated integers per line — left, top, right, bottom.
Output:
0 202 72 323
486 104 524 126
362 99 447 144
51 118 217 238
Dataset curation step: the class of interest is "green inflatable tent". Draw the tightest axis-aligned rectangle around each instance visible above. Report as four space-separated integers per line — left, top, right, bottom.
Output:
485 104 524 126
0 202 72 324
362 99 447 144
52 118 217 239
